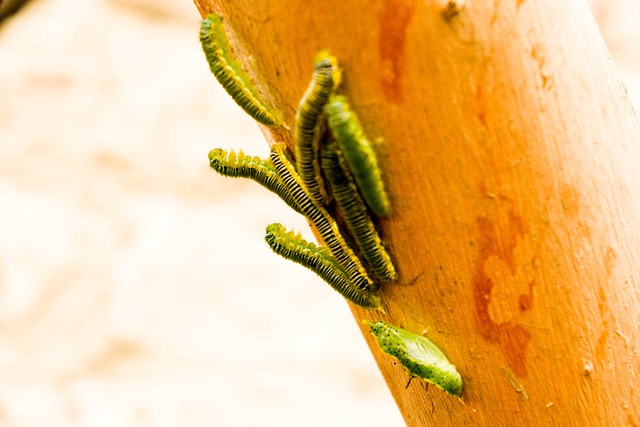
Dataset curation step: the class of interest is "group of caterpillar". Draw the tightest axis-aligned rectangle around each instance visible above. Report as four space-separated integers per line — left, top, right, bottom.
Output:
200 12 462 397
201 12 393 306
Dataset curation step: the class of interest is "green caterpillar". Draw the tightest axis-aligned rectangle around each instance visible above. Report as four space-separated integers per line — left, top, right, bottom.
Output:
321 146 396 282
364 320 462 396
327 95 391 217
208 148 301 214
265 223 381 309
294 50 341 205
200 13 282 126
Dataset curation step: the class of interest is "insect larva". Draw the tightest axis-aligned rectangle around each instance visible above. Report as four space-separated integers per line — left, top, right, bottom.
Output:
326 95 391 217
199 13 282 126
294 50 341 205
208 148 301 214
364 320 462 397
269 143 377 292
321 146 397 282
265 223 381 309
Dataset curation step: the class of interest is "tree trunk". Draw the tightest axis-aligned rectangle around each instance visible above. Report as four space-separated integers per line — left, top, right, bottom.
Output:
195 0 640 424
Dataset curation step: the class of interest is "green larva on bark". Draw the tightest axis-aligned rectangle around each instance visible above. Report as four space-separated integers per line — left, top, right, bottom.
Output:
364 320 462 396
294 50 341 205
199 13 282 126
208 148 301 214
265 223 381 309
321 146 397 282
327 95 391 217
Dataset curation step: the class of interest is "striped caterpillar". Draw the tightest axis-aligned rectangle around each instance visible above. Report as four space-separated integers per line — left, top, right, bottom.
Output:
265 223 381 309
200 13 282 126
208 148 301 214
321 145 396 282
294 50 341 206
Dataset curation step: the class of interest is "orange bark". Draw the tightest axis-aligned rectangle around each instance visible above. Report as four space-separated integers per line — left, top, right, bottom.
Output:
195 0 640 424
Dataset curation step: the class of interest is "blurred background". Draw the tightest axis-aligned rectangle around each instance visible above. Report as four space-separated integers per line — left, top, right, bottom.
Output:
0 0 638 426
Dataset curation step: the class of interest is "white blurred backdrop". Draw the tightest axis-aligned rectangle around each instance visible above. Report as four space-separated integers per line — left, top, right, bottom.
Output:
0 0 638 426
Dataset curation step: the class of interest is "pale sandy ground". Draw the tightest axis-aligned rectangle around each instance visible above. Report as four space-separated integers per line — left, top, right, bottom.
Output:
0 1 638 426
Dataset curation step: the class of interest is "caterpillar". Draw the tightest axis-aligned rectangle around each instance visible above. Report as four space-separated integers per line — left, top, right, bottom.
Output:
326 95 391 217
269 143 377 293
321 146 397 282
208 148 302 214
199 13 283 126
364 320 462 397
294 50 341 205
265 223 381 309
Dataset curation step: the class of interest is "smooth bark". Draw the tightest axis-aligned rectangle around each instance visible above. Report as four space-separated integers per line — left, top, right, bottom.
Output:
195 0 640 424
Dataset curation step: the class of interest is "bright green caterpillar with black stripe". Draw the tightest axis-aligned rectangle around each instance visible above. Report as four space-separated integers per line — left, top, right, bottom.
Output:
208 148 302 214
321 145 396 283
265 223 381 309
294 50 341 206
200 13 282 126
